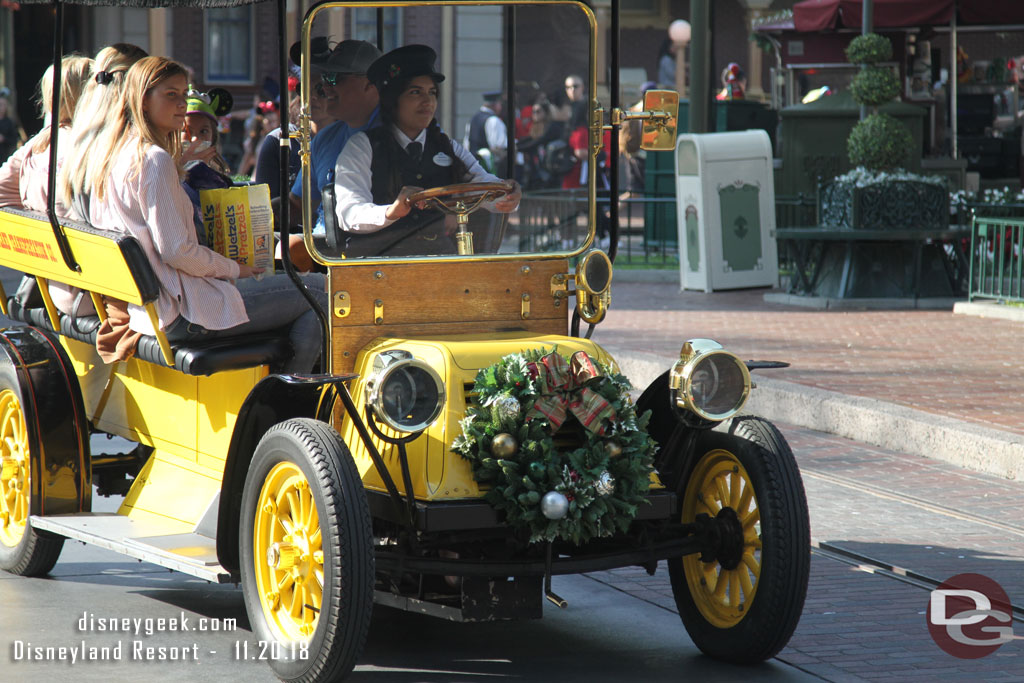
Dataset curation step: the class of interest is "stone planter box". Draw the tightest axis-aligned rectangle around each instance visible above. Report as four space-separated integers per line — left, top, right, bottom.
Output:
819 179 948 230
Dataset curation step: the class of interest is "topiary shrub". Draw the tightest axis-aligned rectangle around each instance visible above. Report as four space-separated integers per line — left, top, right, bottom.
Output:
848 113 914 170
845 33 911 171
845 33 892 65
850 67 901 106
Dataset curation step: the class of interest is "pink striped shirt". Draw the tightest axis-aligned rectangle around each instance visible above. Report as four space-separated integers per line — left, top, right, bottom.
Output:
86 138 246 335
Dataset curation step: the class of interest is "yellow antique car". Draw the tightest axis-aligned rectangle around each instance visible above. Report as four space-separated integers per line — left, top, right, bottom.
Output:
0 1 809 680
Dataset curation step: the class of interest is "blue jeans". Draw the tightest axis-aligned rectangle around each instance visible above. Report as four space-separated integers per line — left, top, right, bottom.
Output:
164 273 328 374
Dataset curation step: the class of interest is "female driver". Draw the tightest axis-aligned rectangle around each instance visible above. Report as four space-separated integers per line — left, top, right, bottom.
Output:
65 56 327 373
333 44 520 256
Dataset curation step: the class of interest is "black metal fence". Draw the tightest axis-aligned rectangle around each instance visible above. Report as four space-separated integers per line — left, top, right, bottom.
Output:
515 190 679 266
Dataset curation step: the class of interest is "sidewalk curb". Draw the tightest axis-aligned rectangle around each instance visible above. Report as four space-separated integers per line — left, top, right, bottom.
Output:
953 299 1024 323
763 292 959 311
606 345 1024 482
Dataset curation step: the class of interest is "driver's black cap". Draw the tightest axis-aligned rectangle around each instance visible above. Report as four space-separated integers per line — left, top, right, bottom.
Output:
367 45 446 92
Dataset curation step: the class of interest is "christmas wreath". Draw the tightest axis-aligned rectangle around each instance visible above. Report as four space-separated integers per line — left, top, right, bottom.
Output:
452 348 656 544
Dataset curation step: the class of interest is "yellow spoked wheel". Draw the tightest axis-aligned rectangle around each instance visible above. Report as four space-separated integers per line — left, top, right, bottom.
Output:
0 388 29 548
666 417 809 663
253 462 324 641
241 418 373 681
681 449 761 628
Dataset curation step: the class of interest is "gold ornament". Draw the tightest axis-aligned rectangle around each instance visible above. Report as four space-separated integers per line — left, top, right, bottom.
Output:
491 433 518 457
604 441 623 459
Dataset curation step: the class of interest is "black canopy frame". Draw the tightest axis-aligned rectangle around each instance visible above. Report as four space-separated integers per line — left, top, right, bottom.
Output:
27 0 631 359
26 0 330 363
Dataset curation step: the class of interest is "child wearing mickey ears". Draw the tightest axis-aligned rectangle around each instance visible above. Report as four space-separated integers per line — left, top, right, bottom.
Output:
181 85 234 244
183 86 233 174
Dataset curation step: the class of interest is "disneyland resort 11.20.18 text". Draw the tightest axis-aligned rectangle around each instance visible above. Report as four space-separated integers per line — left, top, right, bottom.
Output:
9 611 239 663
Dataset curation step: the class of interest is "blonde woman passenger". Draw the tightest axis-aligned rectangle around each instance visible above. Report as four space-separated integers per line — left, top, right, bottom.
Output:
66 56 327 372
0 55 92 315
61 43 147 219
0 55 91 212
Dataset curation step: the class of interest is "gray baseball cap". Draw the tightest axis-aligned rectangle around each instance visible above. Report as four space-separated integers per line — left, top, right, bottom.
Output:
313 40 381 75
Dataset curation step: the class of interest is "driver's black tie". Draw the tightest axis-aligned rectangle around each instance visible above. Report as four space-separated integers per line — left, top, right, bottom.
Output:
406 141 423 163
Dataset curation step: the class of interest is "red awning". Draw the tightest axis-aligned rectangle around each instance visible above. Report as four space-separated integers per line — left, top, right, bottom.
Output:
793 0 841 32
958 1 1024 25
794 0 954 31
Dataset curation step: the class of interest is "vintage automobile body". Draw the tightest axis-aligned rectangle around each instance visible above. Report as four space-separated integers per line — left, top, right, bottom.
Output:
0 1 810 681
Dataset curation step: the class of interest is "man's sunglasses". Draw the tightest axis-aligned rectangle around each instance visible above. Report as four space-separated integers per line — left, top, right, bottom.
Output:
321 71 364 86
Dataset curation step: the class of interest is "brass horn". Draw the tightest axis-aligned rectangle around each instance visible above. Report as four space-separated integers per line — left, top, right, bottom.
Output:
575 250 612 324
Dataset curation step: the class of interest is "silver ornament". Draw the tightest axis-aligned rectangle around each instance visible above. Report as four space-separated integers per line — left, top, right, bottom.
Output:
604 441 623 459
494 395 521 422
491 432 518 457
540 491 569 520
594 471 615 496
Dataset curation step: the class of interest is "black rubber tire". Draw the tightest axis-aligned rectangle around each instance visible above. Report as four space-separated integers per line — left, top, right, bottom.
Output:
668 416 810 663
240 418 374 683
0 358 64 577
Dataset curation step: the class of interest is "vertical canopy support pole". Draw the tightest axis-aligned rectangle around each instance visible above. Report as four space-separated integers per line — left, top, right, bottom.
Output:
47 0 79 273
951 4 958 159
689 0 710 133
608 0 620 264
277 0 329 369
376 8 384 50
504 5 515 180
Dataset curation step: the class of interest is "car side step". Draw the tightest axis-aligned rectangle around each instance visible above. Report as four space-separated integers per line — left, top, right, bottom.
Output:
30 513 233 584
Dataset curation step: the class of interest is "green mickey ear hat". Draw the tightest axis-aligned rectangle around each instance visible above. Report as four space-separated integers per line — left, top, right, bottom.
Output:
186 86 234 123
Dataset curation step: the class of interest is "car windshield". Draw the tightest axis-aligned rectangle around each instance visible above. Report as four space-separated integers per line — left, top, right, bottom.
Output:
302 1 596 262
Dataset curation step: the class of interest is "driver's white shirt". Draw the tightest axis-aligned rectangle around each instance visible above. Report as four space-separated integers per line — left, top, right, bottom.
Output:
333 124 499 235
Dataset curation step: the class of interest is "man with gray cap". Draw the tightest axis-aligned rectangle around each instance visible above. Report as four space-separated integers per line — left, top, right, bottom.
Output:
288 39 382 239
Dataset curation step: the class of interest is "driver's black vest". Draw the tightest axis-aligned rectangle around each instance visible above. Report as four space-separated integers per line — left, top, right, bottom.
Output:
341 126 460 257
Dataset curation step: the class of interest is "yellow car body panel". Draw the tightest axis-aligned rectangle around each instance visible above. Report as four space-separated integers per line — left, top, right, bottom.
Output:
338 332 620 501
60 336 264 526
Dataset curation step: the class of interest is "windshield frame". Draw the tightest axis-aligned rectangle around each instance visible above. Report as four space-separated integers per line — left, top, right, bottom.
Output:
297 0 599 267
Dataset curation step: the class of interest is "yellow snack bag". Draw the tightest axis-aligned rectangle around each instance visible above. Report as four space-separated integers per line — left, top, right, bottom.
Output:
199 184 275 275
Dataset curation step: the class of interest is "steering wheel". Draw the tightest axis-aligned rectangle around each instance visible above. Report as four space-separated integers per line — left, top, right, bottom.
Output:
408 181 512 213
408 182 513 255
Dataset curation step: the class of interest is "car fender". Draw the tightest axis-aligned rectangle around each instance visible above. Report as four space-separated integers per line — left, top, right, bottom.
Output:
0 326 91 517
217 374 350 575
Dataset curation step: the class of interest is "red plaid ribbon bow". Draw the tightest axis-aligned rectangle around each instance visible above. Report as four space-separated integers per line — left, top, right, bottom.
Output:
525 351 616 435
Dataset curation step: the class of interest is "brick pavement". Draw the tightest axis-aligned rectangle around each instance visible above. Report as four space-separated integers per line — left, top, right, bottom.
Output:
598 283 1024 438
586 421 1024 681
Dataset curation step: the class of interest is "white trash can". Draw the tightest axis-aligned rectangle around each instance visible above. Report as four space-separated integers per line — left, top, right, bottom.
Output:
675 130 778 292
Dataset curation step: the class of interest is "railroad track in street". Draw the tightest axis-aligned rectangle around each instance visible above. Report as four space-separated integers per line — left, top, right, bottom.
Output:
801 467 1024 621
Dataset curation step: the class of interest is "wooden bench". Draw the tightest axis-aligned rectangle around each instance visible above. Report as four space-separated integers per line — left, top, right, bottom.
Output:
776 226 971 299
0 207 291 375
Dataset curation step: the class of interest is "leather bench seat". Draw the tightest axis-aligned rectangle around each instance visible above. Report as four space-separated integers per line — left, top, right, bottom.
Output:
6 298 291 376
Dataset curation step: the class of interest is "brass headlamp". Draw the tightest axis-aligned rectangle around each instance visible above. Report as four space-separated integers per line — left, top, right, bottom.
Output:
668 339 751 423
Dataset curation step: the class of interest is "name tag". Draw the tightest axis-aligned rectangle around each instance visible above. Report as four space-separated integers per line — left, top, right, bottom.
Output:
432 152 453 167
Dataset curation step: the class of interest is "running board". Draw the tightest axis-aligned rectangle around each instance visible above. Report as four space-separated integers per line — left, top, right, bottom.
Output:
30 513 234 584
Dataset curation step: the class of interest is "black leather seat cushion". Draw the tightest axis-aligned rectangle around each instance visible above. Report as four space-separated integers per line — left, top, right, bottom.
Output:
7 299 291 376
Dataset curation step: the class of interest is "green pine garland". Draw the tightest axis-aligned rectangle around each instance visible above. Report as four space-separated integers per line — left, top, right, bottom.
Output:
453 348 657 544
